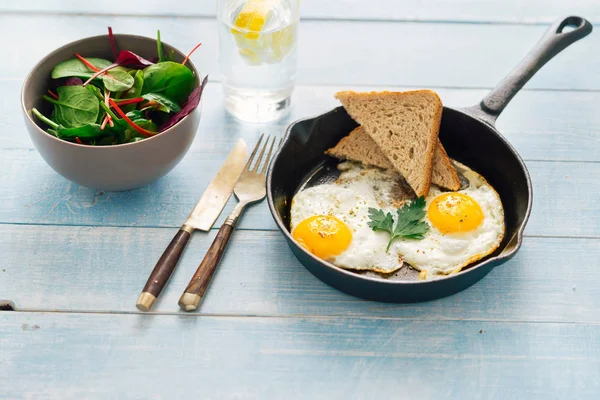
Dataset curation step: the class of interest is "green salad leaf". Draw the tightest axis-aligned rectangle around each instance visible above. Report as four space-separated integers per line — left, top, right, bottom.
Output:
51 58 133 92
43 86 99 128
141 93 181 113
141 61 195 104
51 58 113 79
121 70 144 112
125 110 145 120
101 66 135 92
32 27 205 146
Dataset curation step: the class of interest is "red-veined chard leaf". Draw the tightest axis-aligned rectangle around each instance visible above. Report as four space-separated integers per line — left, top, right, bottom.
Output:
159 76 207 132
108 26 118 59
115 50 154 68
61 77 84 86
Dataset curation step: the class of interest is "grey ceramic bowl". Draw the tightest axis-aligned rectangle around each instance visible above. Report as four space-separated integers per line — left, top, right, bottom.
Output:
21 34 203 191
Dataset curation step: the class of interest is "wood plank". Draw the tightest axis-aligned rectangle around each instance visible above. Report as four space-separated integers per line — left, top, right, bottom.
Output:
1 14 598 90
1 224 599 321
1 312 599 399
8 80 600 162
2 0 599 24
1 144 598 236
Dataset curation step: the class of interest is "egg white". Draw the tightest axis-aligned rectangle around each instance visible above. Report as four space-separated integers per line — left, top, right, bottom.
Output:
289 161 505 279
390 163 505 277
290 165 407 273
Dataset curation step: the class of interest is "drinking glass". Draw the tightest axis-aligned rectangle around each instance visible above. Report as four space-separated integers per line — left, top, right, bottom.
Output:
217 0 299 123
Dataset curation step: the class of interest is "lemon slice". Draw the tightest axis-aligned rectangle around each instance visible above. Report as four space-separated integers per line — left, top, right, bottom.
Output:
231 0 272 40
231 0 274 64
230 0 296 65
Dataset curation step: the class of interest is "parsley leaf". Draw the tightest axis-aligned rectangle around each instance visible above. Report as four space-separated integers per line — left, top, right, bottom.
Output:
368 196 430 251
367 208 395 232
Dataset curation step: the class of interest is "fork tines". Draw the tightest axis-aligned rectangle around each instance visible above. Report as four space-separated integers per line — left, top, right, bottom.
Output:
245 134 280 175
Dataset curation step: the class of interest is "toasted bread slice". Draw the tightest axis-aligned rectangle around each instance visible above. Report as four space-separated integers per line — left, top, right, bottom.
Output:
430 136 461 191
326 126 394 170
334 90 444 196
327 127 460 190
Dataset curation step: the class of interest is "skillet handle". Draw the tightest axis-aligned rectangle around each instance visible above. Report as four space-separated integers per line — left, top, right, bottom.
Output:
465 16 592 126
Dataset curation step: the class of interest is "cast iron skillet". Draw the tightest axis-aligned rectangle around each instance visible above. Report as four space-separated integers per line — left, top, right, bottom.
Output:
267 16 592 302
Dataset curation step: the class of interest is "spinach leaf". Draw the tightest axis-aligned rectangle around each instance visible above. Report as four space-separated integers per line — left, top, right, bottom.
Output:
122 118 157 142
134 119 158 132
160 76 207 132
85 83 105 102
101 66 134 92
121 70 144 112
51 58 113 79
31 107 119 141
141 92 181 113
142 61 195 104
44 86 99 128
125 110 145 120
58 123 114 139
53 57 133 91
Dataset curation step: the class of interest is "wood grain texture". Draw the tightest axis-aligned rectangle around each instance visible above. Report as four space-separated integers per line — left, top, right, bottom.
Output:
1 312 599 400
1 5 599 399
141 229 191 298
8 81 600 160
1 225 599 320
181 223 234 305
1 0 599 24
1 150 598 236
1 14 598 89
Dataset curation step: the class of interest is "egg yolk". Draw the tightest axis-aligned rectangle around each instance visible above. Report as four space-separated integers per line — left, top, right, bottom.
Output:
427 193 484 234
292 215 352 259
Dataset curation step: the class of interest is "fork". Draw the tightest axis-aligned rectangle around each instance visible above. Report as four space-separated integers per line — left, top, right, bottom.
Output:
178 134 278 312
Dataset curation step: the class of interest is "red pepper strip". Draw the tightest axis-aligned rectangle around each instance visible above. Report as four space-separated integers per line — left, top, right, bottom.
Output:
114 97 145 106
47 90 59 100
75 137 83 145
182 43 202 66
82 62 120 87
75 53 101 72
108 98 154 137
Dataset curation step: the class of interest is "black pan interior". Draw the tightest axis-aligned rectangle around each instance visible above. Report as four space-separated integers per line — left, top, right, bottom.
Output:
269 106 531 281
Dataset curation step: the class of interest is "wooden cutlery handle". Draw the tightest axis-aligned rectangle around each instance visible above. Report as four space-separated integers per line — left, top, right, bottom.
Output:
136 229 192 311
178 223 235 312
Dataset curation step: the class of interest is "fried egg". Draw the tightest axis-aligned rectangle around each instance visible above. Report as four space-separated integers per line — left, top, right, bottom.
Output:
290 167 409 273
394 165 505 277
290 161 505 280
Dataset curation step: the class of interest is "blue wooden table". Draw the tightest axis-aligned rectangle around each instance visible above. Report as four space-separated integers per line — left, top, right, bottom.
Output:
1 2 599 398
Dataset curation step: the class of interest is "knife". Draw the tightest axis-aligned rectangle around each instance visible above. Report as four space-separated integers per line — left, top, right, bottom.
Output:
136 139 248 311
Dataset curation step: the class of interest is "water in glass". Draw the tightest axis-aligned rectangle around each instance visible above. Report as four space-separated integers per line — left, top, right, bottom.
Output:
218 0 299 123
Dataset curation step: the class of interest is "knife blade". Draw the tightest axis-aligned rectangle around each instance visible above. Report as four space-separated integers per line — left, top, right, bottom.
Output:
136 139 248 312
183 138 248 231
